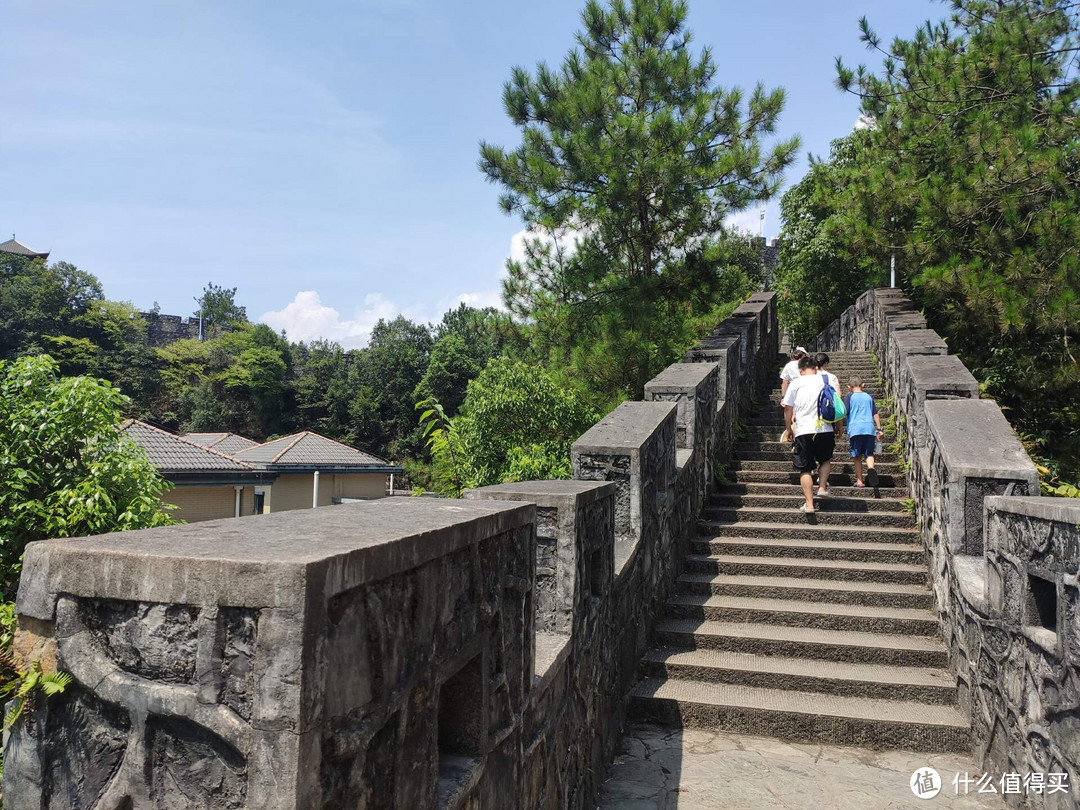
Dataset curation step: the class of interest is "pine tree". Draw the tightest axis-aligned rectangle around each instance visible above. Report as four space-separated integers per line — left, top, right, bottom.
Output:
480 0 798 400
834 0 1080 476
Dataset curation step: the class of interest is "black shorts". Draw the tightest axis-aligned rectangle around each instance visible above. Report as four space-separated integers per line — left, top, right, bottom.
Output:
793 433 835 472
849 434 876 459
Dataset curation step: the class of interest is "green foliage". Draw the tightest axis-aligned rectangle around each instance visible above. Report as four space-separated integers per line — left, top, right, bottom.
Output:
0 355 177 598
155 324 293 439
713 461 731 485
480 0 797 400
423 358 599 496
1 658 72 732
194 282 247 329
416 398 466 497
0 255 104 361
774 135 885 342
900 498 916 514
829 0 1080 476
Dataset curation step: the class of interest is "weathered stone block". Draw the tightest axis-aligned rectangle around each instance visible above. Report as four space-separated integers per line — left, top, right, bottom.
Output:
644 362 718 452
925 399 1037 557
466 481 615 637
572 402 677 573
684 334 739 402
5 498 535 810
901 355 979 448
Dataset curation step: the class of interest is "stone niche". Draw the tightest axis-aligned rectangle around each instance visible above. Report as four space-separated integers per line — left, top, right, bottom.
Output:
978 497 1080 809
4 498 535 810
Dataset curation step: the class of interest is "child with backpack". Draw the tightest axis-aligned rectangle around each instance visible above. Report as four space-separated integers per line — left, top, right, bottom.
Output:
842 375 883 488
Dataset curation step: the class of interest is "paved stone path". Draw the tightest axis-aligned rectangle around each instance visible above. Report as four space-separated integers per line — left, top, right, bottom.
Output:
598 723 1004 809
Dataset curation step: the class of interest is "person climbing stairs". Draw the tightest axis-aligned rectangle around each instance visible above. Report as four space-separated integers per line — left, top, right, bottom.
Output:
629 351 969 753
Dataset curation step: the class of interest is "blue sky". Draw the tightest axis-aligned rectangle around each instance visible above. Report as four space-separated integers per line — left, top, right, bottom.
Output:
3 0 938 347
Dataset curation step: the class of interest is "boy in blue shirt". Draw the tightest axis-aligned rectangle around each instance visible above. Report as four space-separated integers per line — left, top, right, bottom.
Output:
842 375 883 488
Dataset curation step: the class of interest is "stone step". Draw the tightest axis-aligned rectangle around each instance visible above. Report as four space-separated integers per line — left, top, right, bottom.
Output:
704 506 913 528
748 410 895 424
640 648 958 705
715 483 910 499
630 678 969 752
735 449 898 463
664 593 939 636
709 493 909 512
728 471 905 487
691 536 924 564
676 573 934 609
738 440 893 453
682 554 928 586
653 619 949 668
766 389 885 402
699 520 917 544
732 460 904 475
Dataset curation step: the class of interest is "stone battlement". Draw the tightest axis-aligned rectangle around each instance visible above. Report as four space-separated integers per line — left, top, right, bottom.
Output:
812 288 1079 807
4 295 778 808
139 312 231 347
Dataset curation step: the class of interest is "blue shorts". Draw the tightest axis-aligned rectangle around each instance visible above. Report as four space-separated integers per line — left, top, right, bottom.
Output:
849 434 876 458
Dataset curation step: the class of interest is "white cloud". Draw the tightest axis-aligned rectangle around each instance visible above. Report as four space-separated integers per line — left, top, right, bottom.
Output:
259 291 396 349
260 287 507 348
259 229 536 347
854 114 876 131
724 208 766 235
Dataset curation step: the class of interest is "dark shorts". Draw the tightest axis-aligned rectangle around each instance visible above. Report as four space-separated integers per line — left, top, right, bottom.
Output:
792 433 835 472
849 434 876 459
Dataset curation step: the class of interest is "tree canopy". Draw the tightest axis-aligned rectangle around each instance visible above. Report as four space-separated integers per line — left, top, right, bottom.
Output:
480 0 797 400
777 0 1080 481
0 356 177 598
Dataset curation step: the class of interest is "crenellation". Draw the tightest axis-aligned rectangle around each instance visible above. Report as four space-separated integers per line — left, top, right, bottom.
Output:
5 292 781 809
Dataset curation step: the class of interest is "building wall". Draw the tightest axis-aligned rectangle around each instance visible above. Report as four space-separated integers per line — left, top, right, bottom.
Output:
165 485 255 523
267 473 387 512
333 473 387 500
268 474 318 512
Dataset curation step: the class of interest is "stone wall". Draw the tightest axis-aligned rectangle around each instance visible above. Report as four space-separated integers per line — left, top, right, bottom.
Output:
141 313 230 347
813 289 1078 808
5 294 778 809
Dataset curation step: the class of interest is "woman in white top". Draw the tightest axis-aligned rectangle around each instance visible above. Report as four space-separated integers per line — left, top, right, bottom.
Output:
779 346 809 399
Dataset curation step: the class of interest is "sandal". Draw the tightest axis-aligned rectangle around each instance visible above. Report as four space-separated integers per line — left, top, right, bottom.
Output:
855 481 867 488
799 504 816 513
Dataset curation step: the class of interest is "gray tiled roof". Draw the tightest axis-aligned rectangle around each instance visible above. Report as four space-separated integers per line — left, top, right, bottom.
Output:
183 432 260 454
234 431 391 467
0 237 49 260
120 420 254 472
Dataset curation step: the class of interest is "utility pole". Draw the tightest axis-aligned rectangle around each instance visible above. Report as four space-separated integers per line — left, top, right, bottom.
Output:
889 216 897 288
193 295 204 341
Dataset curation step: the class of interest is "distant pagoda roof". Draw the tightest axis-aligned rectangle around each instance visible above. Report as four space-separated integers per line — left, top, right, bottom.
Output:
0 235 49 261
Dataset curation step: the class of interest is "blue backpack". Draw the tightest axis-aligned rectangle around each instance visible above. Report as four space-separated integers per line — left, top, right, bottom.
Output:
817 375 847 423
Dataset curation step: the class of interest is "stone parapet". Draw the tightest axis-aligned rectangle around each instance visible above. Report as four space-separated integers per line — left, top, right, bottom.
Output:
572 401 677 571
5 292 780 809
464 481 615 637
810 288 1075 808
5 498 536 809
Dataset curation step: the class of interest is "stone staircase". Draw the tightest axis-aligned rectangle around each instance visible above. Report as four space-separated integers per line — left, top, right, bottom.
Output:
629 351 970 752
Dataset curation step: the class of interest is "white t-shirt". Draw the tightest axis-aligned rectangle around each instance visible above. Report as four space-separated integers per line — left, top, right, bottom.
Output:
820 370 840 391
781 373 833 436
779 360 801 383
